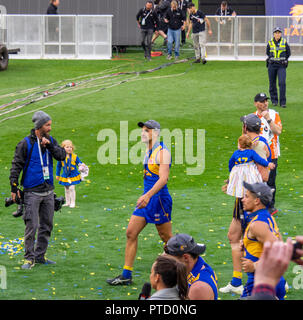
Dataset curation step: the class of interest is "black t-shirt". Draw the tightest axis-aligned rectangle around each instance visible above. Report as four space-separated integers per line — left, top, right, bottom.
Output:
215 6 234 16
46 3 58 15
165 8 186 30
190 10 206 33
136 8 159 30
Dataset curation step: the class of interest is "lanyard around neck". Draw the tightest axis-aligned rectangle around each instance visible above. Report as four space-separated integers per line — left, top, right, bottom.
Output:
37 137 49 168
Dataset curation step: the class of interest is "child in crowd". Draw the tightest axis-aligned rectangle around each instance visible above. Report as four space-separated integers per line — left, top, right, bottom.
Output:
56 140 85 208
227 134 275 198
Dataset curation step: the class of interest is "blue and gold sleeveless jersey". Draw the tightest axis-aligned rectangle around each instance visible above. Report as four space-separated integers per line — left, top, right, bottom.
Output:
243 208 279 262
143 141 171 194
187 256 218 300
242 208 285 299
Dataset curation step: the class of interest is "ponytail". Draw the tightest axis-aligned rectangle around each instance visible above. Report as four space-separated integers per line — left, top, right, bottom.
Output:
176 261 188 300
154 255 188 300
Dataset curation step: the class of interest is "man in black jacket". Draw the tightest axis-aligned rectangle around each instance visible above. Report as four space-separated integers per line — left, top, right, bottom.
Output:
136 1 159 61
46 0 59 15
10 111 66 269
164 0 186 60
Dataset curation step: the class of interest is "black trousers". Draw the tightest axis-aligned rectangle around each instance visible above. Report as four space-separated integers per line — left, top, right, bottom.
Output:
267 158 278 208
140 29 154 59
268 64 287 106
181 29 186 43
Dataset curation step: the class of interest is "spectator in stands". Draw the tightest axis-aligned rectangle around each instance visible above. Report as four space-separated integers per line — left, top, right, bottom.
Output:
46 0 59 15
215 1 236 22
215 1 236 43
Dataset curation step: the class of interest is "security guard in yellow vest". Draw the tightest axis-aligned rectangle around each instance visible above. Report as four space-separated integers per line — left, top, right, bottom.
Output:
266 27 291 108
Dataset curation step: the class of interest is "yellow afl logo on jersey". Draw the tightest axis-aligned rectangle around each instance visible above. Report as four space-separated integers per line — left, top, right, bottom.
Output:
187 273 200 285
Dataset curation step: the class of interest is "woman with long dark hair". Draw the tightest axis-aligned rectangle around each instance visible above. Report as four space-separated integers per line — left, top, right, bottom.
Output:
148 255 188 300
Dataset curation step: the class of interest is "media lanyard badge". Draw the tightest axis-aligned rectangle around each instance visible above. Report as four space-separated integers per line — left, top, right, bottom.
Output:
37 137 50 181
43 166 50 180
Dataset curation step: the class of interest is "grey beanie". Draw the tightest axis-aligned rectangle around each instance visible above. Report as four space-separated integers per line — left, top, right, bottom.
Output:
32 111 51 129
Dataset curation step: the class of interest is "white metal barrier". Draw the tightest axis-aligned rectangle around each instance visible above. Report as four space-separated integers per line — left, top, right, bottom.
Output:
1 15 302 60
206 16 303 60
0 15 113 59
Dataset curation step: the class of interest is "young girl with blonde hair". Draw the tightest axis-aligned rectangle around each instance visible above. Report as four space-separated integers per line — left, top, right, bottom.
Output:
56 140 83 208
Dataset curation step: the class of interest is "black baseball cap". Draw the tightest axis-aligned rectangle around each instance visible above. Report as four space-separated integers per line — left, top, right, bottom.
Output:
188 3 195 8
138 120 161 130
240 113 261 131
254 93 269 102
166 234 206 256
243 182 273 206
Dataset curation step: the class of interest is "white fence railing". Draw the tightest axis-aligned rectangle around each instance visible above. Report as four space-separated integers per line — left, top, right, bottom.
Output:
0 15 302 60
0 15 113 59
205 16 303 60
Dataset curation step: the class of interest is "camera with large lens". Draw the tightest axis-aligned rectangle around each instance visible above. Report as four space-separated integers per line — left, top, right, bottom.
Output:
54 194 65 211
4 189 24 218
5 190 65 217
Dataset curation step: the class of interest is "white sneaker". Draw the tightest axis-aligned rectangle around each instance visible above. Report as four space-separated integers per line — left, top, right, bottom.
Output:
219 282 243 295
285 282 289 291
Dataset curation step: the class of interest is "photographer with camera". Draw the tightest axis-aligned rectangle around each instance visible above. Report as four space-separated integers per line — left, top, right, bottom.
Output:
9 111 66 269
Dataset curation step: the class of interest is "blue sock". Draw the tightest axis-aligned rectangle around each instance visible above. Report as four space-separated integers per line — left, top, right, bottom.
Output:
230 271 242 287
231 277 242 287
122 266 133 279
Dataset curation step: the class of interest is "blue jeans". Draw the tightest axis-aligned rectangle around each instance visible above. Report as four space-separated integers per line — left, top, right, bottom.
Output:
167 28 181 57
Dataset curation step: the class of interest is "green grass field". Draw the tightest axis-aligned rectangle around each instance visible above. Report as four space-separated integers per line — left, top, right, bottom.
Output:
0 48 302 300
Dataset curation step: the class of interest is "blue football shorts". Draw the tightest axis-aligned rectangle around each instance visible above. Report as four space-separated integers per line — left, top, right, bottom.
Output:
132 193 172 224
